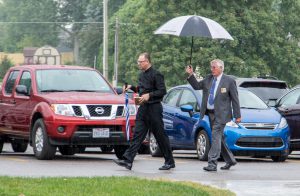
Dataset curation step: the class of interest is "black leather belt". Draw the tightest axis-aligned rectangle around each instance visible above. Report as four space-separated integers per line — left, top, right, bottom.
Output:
207 109 214 113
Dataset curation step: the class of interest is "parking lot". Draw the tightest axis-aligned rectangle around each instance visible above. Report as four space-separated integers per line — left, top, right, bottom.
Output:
1 143 300 195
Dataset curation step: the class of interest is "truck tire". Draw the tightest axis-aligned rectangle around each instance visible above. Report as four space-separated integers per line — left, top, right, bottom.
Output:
149 132 162 157
196 130 210 161
114 145 129 159
100 145 113 153
0 139 3 153
11 140 28 152
78 146 86 153
58 146 76 155
32 119 56 160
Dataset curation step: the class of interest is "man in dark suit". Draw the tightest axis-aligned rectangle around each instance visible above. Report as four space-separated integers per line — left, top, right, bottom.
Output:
113 52 175 170
185 59 241 172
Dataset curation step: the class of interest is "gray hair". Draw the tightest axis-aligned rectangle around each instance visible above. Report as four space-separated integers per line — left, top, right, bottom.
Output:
140 52 151 63
210 59 224 71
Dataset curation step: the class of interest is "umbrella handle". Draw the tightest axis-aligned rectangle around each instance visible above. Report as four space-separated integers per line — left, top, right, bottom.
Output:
190 36 193 64
124 82 128 92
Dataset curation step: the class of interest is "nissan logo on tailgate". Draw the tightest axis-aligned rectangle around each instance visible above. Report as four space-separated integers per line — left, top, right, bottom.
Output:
95 107 105 115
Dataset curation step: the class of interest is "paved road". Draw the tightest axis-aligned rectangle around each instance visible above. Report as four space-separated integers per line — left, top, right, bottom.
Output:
1 143 300 195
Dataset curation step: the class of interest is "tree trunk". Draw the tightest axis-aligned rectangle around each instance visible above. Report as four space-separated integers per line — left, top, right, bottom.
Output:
74 36 80 65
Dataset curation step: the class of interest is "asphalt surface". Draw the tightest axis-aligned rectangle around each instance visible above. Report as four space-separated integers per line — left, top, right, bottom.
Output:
1 143 300 195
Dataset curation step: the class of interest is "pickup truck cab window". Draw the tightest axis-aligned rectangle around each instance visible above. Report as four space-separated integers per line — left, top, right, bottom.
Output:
4 70 19 95
18 71 31 96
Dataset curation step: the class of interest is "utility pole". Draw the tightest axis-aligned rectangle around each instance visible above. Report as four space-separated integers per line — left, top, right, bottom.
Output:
103 0 108 79
93 55 97 69
113 17 119 87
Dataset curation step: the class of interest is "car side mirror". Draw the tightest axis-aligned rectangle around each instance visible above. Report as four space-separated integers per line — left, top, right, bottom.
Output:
16 85 29 96
114 87 123 95
180 104 194 117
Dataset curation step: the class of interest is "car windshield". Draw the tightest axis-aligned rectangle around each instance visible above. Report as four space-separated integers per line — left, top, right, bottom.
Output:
194 90 203 97
36 69 113 93
239 90 269 109
278 88 300 107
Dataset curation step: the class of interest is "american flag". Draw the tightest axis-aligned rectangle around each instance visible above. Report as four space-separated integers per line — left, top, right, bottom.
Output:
125 92 130 141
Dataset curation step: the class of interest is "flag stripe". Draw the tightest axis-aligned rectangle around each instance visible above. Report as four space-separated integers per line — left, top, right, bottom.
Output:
125 93 130 141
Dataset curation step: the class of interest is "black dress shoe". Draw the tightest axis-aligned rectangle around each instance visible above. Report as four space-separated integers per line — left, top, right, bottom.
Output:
203 166 217 172
220 162 236 170
113 159 132 170
159 163 175 170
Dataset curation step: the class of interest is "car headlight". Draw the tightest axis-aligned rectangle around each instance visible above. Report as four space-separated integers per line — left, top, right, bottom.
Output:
126 104 137 116
51 104 75 116
226 121 239 128
278 117 288 129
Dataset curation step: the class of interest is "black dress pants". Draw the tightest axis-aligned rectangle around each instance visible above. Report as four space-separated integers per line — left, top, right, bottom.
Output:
123 103 174 165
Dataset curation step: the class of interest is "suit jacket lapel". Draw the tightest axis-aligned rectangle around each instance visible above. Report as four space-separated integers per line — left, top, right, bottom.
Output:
208 75 214 89
215 75 224 98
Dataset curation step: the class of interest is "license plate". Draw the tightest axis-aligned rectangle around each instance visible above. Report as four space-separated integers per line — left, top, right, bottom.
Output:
92 128 110 138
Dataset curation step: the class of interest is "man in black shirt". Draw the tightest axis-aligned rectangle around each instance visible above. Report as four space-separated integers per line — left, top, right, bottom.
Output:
113 52 175 170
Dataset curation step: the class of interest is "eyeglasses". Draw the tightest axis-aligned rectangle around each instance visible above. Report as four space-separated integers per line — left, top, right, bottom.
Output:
210 66 219 70
137 60 147 64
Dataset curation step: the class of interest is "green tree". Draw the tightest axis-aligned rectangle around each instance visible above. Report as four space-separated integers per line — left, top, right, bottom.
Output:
109 0 300 87
56 0 93 64
0 0 59 52
0 0 126 70
76 0 103 67
56 0 125 66
0 56 13 79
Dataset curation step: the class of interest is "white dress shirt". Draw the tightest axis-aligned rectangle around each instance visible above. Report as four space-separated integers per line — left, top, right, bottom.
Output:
207 73 223 110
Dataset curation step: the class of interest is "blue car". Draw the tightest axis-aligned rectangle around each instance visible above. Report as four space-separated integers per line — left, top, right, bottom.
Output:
149 85 290 162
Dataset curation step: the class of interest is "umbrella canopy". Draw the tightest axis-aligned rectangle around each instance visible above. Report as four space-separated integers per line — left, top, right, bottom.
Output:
154 15 234 63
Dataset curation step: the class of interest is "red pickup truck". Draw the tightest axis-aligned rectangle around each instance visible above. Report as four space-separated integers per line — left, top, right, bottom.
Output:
0 65 136 160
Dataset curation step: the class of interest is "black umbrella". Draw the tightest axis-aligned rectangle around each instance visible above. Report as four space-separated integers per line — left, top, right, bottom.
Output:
154 15 234 64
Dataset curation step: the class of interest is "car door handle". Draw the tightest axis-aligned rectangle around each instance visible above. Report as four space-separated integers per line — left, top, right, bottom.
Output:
10 100 16 104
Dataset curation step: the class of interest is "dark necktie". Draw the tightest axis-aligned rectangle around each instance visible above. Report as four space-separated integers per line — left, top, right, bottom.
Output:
208 78 217 105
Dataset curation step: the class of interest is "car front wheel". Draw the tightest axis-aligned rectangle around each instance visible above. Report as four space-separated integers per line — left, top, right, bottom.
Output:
271 154 288 162
138 144 150 154
32 119 56 160
196 130 210 161
149 132 162 157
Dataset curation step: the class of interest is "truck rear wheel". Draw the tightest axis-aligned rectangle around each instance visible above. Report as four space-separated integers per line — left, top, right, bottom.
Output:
0 139 3 153
11 140 28 152
32 119 56 160
100 145 113 153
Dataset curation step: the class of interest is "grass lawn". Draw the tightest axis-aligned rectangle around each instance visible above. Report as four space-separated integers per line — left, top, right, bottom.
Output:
0 176 234 196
